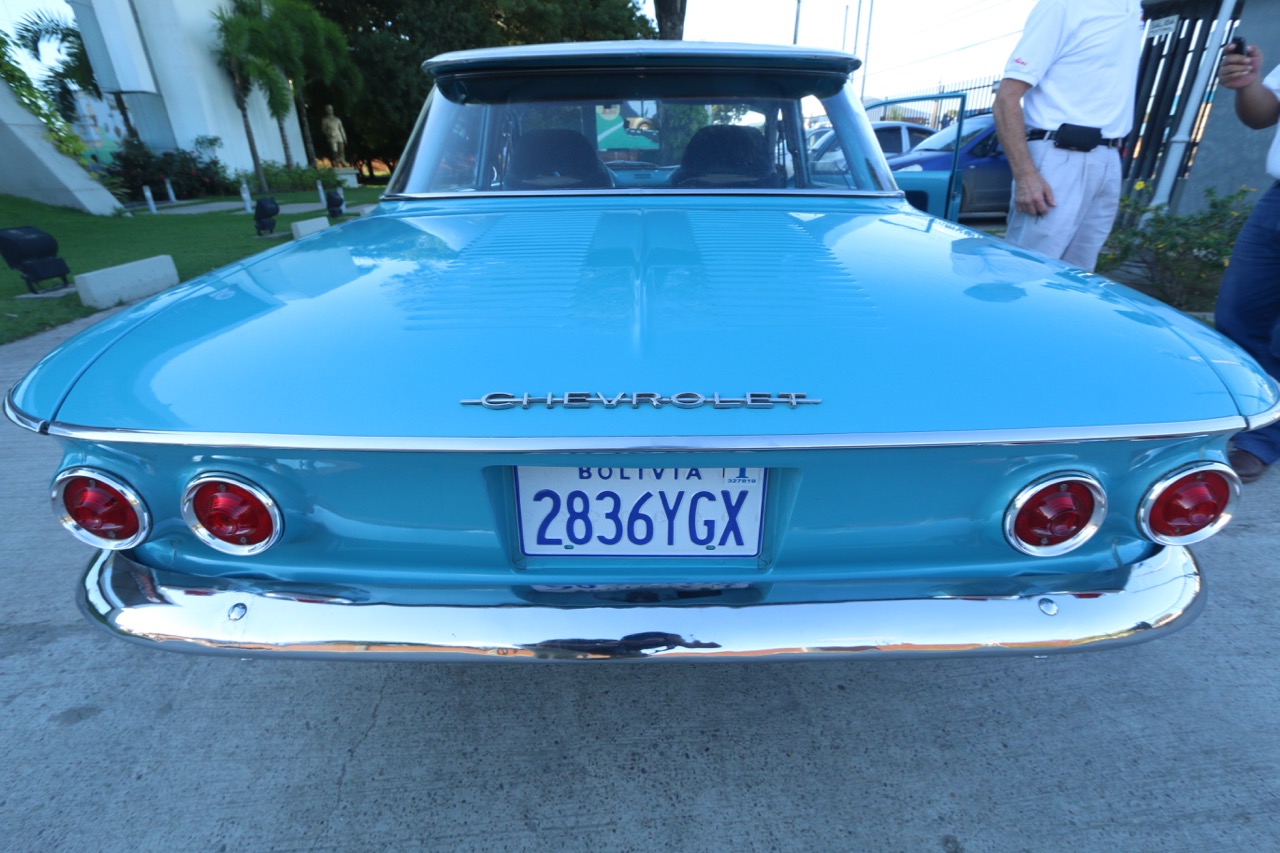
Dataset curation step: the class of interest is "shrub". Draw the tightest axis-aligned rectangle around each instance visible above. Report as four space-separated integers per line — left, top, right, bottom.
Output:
233 162 343 193
1098 186 1253 312
106 138 232 202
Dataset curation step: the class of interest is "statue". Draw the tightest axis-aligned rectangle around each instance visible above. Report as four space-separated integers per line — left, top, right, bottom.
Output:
321 105 348 167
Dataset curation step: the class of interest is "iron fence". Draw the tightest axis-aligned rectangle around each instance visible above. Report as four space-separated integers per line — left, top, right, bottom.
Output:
867 75 1001 128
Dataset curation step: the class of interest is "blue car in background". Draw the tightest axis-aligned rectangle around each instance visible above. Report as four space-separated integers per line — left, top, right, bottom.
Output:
8 41 1277 663
887 112 1012 215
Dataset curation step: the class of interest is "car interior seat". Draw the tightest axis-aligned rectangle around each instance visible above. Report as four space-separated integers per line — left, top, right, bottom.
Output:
503 129 616 190
671 125 783 189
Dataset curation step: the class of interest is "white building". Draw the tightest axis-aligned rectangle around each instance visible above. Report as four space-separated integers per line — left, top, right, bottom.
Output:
1 0 302 212
68 0 302 172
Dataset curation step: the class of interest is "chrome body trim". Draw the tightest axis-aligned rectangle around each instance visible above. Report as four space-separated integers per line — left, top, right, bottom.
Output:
181 473 284 556
38 416 1246 452
3 389 45 433
78 547 1204 661
1138 462 1240 546
1246 397 1280 431
52 467 152 551
1003 472 1107 557
378 189 907 202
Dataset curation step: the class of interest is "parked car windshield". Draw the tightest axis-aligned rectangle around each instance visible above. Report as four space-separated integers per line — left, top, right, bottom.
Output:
912 114 995 153
387 71 895 195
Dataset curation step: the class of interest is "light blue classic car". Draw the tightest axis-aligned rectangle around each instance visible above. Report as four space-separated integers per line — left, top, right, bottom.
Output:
7 42 1278 661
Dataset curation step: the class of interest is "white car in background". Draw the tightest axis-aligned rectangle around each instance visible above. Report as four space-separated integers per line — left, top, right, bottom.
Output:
871 120 937 155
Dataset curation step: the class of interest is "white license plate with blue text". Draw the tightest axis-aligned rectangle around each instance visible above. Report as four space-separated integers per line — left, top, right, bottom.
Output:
515 467 766 557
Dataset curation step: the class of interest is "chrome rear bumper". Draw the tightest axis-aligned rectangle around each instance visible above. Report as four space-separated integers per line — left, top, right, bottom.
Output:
78 548 1203 661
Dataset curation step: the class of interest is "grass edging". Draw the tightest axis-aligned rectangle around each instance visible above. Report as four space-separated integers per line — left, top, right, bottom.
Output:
1 188 383 346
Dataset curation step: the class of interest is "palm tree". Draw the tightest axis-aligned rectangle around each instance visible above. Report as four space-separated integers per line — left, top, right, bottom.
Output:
249 0 303 169
266 0 361 167
654 0 687 39
212 0 292 192
14 9 137 138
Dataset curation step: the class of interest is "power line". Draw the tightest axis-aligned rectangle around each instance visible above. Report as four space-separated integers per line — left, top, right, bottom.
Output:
905 0 1020 35
864 29 1022 78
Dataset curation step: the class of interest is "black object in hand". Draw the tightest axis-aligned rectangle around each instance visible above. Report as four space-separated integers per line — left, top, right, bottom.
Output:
1229 36 1246 55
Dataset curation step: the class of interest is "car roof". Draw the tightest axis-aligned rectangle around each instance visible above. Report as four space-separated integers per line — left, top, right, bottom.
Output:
424 40 861 77
916 112 995 140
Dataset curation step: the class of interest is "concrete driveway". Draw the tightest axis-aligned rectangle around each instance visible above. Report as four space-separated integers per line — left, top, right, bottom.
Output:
2 316 1278 853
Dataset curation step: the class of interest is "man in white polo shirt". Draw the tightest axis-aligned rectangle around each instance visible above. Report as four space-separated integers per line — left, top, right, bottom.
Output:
993 0 1144 270
1214 40 1280 483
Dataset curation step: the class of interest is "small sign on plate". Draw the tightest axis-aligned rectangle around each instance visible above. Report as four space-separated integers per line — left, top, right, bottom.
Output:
1148 15 1179 39
515 467 766 557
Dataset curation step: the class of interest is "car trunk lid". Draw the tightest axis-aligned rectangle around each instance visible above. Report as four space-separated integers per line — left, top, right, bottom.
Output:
50 197 1246 438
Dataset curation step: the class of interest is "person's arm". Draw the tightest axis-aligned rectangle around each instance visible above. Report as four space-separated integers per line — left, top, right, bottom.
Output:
1218 44 1280 129
994 78 1054 216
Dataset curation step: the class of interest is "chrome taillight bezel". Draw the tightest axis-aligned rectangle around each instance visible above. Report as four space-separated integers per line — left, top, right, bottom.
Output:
1138 461 1240 546
52 467 151 550
181 473 283 556
1004 472 1107 557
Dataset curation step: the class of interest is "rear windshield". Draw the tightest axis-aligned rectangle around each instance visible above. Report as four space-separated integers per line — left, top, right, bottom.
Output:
387 70 894 195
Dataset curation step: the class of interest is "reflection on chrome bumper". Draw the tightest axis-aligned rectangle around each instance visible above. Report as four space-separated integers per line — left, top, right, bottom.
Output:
78 549 1203 661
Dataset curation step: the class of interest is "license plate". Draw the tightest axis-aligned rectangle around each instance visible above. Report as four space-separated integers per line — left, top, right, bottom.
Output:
515 467 766 557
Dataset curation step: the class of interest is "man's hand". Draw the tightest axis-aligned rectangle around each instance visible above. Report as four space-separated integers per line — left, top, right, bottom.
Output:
1219 43 1279 129
993 77 1056 217
1013 169 1055 216
1218 42 1262 90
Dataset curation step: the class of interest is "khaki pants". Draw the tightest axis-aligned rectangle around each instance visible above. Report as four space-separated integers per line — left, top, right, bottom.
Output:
1004 141 1122 272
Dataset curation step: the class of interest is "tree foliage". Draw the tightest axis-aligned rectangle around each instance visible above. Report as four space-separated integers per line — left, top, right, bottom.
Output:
258 0 361 166
0 29 87 161
310 0 655 171
213 0 293 191
13 9 98 121
309 0 487 172
11 8 141 141
659 104 707 165
491 0 655 44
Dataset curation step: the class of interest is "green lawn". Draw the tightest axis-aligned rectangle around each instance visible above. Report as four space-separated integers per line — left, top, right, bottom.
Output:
0 187 385 345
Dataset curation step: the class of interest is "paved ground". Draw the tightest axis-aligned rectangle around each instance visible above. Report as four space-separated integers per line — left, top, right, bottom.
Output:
2 316 1278 852
148 199 377 216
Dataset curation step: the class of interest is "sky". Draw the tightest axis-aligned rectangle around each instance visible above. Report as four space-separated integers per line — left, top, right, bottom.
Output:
2 0 1040 101
641 0 1039 99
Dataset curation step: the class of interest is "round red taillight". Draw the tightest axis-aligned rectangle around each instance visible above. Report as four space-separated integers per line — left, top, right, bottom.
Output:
52 468 150 550
182 474 282 555
1140 463 1239 546
1005 474 1106 557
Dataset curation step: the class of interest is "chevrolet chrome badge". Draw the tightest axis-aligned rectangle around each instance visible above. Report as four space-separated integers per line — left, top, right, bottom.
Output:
461 393 821 409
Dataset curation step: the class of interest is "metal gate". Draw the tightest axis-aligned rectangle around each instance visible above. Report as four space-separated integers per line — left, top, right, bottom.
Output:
1125 0 1243 198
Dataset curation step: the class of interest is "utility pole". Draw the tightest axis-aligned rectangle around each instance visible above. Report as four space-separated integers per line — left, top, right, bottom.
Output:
860 0 875 99
852 0 863 55
793 0 802 45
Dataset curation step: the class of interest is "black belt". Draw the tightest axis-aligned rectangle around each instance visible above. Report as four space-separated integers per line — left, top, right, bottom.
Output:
1026 129 1124 148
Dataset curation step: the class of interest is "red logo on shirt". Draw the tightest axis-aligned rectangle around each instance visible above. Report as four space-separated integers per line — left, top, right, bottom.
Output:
1013 57 1027 66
